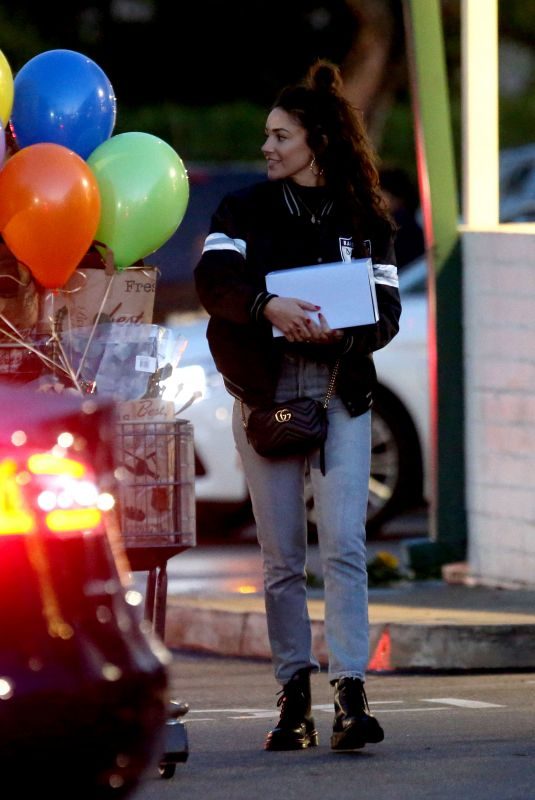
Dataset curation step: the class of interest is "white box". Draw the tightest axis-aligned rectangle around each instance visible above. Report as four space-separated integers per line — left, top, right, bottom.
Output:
265 258 378 337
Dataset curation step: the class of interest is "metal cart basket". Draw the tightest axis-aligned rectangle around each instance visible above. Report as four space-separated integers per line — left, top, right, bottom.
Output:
115 417 196 635
115 417 196 778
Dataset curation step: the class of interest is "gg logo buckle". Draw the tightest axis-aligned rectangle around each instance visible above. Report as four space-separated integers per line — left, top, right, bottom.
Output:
275 408 292 423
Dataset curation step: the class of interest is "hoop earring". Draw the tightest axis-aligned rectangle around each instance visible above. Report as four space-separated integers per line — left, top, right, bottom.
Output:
309 156 323 177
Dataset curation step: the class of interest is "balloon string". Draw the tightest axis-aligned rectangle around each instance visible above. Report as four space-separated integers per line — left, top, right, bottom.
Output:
50 332 83 393
75 271 116 381
0 272 32 289
47 281 79 379
56 269 88 295
43 293 83 393
123 264 161 281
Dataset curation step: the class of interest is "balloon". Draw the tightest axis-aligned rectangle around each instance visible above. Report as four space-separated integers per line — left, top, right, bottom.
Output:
0 143 101 289
0 120 5 167
11 49 116 160
87 132 189 269
0 50 13 127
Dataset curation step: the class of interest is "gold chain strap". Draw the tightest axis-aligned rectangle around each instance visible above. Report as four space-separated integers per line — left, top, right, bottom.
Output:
323 358 340 409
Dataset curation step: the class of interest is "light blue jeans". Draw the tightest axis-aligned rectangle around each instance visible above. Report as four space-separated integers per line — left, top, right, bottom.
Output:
232 352 371 685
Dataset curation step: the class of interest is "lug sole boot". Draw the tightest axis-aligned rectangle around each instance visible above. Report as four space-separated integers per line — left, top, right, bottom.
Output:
330 677 384 752
265 667 319 751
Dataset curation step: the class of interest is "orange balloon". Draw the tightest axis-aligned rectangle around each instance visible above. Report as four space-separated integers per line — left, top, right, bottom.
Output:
0 143 101 289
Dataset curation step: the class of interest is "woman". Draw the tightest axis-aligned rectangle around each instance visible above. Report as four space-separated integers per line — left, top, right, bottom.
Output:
194 60 401 752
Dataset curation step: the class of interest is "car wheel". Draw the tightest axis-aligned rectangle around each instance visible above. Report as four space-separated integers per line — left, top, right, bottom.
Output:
305 386 423 538
159 763 176 779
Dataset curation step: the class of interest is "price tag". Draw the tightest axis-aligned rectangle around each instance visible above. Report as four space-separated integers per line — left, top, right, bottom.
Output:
135 355 157 373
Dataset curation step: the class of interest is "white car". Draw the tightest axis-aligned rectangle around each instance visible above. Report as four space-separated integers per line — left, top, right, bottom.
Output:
166 257 429 535
499 143 535 222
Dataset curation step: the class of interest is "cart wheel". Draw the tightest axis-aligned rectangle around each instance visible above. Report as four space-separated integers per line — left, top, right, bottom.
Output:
159 762 176 779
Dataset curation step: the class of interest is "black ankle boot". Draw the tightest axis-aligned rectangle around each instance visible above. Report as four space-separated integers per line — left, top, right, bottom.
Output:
265 668 319 751
330 677 384 751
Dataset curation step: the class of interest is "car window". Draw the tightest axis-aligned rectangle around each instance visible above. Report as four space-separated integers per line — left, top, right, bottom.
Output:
398 257 427 296
152 165 266 286
499 144 535 222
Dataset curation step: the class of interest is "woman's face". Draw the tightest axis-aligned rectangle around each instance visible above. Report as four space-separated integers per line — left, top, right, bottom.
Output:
261 107 318 186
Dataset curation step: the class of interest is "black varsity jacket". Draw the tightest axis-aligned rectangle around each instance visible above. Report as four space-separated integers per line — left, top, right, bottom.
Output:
194 179 402 414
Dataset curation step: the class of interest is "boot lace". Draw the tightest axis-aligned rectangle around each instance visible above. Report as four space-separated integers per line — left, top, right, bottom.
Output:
337 677 370 715
360 683 371 713
275 684 305 725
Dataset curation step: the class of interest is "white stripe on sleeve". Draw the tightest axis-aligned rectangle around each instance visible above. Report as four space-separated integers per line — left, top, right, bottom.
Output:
373 263 398 287
202 232 247 258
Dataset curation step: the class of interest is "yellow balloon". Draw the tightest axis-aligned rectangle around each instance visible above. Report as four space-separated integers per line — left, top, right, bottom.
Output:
0 50 14 127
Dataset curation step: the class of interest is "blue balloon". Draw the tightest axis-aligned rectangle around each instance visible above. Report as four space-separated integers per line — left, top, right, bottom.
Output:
11 49 116 160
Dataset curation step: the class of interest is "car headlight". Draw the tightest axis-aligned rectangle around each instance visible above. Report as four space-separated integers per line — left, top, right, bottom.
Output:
162 361 223 408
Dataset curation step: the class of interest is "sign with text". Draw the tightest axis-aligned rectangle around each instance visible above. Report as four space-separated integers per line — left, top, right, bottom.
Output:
39 267 157 333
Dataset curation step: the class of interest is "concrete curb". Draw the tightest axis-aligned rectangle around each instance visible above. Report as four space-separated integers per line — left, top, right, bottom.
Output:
368 622 535 671
165 596 535 672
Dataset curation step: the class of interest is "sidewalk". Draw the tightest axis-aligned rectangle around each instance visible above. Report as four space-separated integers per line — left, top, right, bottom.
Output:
161 541 535 673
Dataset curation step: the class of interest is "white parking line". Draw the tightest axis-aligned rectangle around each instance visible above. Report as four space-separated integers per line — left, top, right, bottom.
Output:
230 712 285 719
378 707 450 713
185 697 506 721
229 707 451 719
189 708 268 714
312 702 403 712
421 698 505 709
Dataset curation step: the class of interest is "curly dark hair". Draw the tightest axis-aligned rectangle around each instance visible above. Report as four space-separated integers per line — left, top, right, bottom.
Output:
272 59 395 251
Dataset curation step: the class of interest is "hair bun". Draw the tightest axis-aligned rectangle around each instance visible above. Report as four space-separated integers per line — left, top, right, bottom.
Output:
305 59 343 96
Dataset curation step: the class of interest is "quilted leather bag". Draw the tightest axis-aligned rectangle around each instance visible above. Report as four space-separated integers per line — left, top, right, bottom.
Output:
241 360 339 475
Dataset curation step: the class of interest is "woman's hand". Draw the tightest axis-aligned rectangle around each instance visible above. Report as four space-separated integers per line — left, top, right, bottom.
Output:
316 312 344 344
263 297 343 344
263 296 317 341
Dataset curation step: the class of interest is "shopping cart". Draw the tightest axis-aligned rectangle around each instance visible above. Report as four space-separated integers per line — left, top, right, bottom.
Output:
115 417 196 779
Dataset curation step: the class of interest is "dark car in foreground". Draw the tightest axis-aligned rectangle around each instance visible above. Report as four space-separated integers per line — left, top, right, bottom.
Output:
0 382 170 798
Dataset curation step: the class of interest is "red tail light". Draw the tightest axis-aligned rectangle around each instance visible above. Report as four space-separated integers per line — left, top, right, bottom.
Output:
0 448 109 536
0 457 34 534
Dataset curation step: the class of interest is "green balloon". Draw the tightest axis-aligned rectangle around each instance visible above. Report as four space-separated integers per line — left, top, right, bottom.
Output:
87 131 189 269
